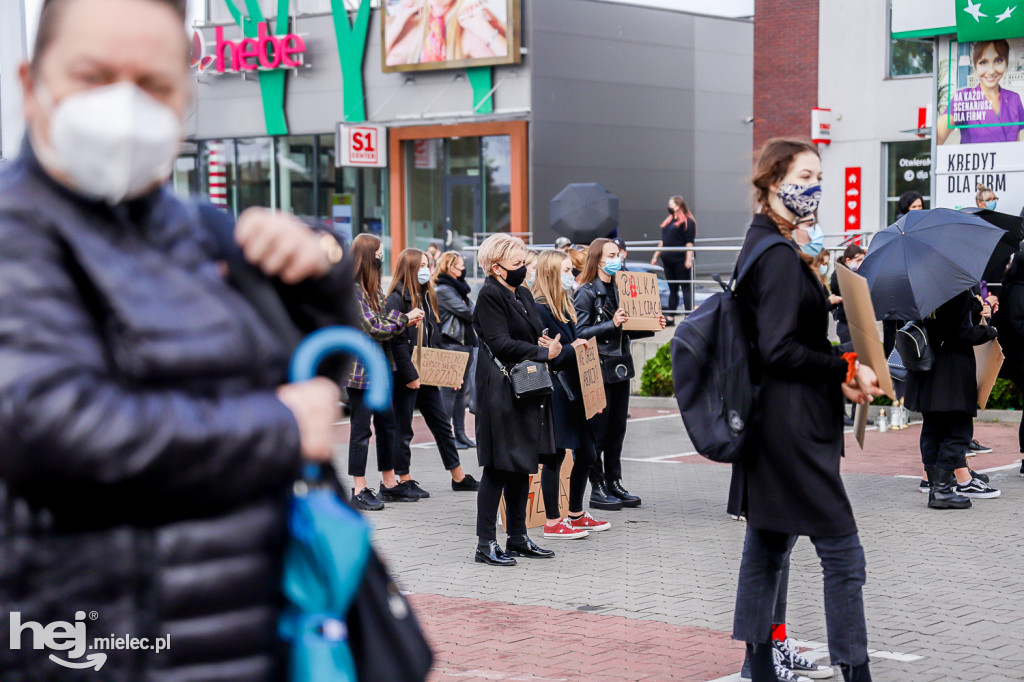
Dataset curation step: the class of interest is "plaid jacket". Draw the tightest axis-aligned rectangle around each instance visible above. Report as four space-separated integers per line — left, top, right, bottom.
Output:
347 286 408 390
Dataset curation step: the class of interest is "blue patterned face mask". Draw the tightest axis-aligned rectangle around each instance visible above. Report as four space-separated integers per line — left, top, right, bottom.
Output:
777 183 822 219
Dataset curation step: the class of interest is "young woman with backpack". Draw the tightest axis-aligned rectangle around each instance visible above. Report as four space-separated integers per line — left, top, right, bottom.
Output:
730 138 882 682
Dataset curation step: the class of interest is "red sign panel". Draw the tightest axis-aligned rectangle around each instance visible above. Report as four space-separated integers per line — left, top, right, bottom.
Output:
844 167 861 234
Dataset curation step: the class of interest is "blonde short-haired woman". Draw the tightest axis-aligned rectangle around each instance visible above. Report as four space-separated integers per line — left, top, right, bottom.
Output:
472 234 561 566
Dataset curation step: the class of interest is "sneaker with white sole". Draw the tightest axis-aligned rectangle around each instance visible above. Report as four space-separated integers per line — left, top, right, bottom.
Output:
772 647 812 682
774 639 835 679
543 518 589 539
955 477 1001 499
918 479 930 493
968 439 993 454
569 511 611 532
1019 460 1024 477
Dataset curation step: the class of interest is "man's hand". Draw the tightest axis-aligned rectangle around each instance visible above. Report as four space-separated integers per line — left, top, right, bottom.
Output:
236 208 336 284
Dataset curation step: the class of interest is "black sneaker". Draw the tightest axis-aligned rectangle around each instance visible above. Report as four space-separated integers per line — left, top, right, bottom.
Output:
968 439 993 454
379 481 419 502
1019 460 1024 477
955 478 1001 498
351 487 385 511
968 469 989 483
452 473 479 491
773 638 835 679
771 647 812 682
918 479 930 493
401 479 430 499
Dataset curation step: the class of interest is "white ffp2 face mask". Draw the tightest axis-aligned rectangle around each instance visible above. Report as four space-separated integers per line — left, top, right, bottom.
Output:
33 82 182 204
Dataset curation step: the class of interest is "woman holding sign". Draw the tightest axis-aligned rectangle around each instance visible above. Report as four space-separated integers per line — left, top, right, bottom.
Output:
387 249 479 498
532 250 610 539
472 234 561 566
575 239 666 511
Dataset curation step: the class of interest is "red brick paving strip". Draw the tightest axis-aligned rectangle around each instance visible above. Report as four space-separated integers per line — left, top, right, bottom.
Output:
408 593 744 681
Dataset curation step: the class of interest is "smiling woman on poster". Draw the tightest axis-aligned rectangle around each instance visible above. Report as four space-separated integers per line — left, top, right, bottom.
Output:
938 39 1024 145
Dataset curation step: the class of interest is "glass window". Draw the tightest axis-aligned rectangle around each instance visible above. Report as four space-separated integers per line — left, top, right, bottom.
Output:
236 137 276 212
323 134 388 264
278 135 316 221
172 144 199 198
884 139 932 225
406 139 447 252
482 136 511 234
889 37 933 78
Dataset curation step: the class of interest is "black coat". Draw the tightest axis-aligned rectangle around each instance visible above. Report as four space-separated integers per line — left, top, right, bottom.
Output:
729 215 855 538
995 280 1024 379
0 145 356 680
905 291 996 415
435 274 476 349
473 278 555 472
385 284 442 385
534 302 590 452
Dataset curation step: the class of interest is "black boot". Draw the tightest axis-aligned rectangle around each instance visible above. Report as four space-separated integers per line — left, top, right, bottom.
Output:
609 480 641 507
745 642 778 681
455 431 476 448
589 481 623 511
505 534 555 558
475 540 516 566
927 467 971 509
839 661 872 682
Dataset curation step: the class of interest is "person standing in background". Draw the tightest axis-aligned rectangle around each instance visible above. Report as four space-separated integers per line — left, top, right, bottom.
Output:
433 251 478 449
612 238 630 269
652 195 696 324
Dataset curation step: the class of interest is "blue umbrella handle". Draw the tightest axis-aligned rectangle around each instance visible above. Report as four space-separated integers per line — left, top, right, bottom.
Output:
289 327 393 412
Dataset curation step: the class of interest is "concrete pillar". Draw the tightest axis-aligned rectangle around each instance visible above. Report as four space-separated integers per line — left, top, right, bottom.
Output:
0 0 28 161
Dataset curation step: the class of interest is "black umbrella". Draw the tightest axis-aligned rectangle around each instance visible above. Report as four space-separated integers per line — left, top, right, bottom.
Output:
857 208 1004 320
550 183 619 244
960 207 1024 285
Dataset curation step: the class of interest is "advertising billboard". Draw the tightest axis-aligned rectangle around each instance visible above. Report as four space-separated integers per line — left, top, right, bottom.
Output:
936 36 1024 210
382 0 521 73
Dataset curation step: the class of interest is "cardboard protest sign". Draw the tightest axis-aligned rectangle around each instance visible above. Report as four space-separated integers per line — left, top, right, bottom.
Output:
976 337 1004 411
835 266 896 402
575 338 606 419
413 324 470 389
498 458 573 529
854 403 869 449
615 272 663 330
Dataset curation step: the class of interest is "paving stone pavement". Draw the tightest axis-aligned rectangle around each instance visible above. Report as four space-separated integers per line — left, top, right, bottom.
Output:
340 413 1024 681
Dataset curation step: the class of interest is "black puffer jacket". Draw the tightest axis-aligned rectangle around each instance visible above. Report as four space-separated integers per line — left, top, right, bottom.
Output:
0 146 355 681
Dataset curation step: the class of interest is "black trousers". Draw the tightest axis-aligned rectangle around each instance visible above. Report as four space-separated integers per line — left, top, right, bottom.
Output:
347 386 396 477
920 411 972 472
1004 367 1024 453
393 381 462 477
590 379 630 485
663 258 693 313
476 466 530 542
439 346 474 437
541 434 598 520
733 527 868 668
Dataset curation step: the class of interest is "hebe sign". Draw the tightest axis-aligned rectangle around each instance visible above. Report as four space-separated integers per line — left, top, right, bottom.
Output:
214 22 305 73
337 125 387 168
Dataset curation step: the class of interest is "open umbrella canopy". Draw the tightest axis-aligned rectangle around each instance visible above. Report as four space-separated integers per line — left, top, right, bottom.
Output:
550 182 619 244
857 208 1004 321
960 207 1024 284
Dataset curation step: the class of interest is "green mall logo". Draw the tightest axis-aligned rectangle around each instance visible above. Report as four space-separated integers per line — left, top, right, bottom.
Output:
956 0 1024 41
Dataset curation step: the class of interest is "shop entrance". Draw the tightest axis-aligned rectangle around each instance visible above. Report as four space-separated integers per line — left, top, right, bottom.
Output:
445 175 482 245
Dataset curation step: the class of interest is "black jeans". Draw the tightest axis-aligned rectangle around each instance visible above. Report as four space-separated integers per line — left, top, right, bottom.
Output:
393 382 462 477
1004 367 1024 452
347 386 396 478
663 258 692 314
734 527 868 669
440 346 474 437
920 411 972 472
476 466 530 542
590 379 630 485
541 434 598 520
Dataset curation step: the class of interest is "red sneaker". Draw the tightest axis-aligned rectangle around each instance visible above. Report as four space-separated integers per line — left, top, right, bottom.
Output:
570 511 611 532
543 518 589 539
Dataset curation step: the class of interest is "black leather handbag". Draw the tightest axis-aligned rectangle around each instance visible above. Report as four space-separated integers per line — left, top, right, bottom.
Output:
895 321 933 372
481 338 553 400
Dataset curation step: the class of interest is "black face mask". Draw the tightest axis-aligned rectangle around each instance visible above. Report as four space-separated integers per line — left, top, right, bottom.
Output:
667 207 674 215
497 263 528 288
375 256 384 270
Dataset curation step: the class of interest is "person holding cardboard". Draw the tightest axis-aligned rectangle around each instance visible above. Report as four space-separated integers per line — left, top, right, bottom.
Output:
433 251 478 449
730 138 882 682
387 249 479 497
575 239 666 511
472 234 561 566
531 250 610 539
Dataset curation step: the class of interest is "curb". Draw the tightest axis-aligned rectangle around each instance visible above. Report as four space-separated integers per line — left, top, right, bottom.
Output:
627 400 1023 424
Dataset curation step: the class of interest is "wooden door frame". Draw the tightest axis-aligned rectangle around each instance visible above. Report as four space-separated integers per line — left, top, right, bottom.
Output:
387 120 528 266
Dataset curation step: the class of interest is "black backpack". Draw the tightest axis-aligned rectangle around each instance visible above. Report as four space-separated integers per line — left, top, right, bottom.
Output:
670 235 791 463
894 321 933 372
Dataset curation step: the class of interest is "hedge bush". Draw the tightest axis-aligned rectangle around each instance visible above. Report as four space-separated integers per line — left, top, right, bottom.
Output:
639 340 1024 410
639 343 673 397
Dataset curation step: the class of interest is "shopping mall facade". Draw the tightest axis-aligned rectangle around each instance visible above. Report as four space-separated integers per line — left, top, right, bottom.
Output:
173 0 752 271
